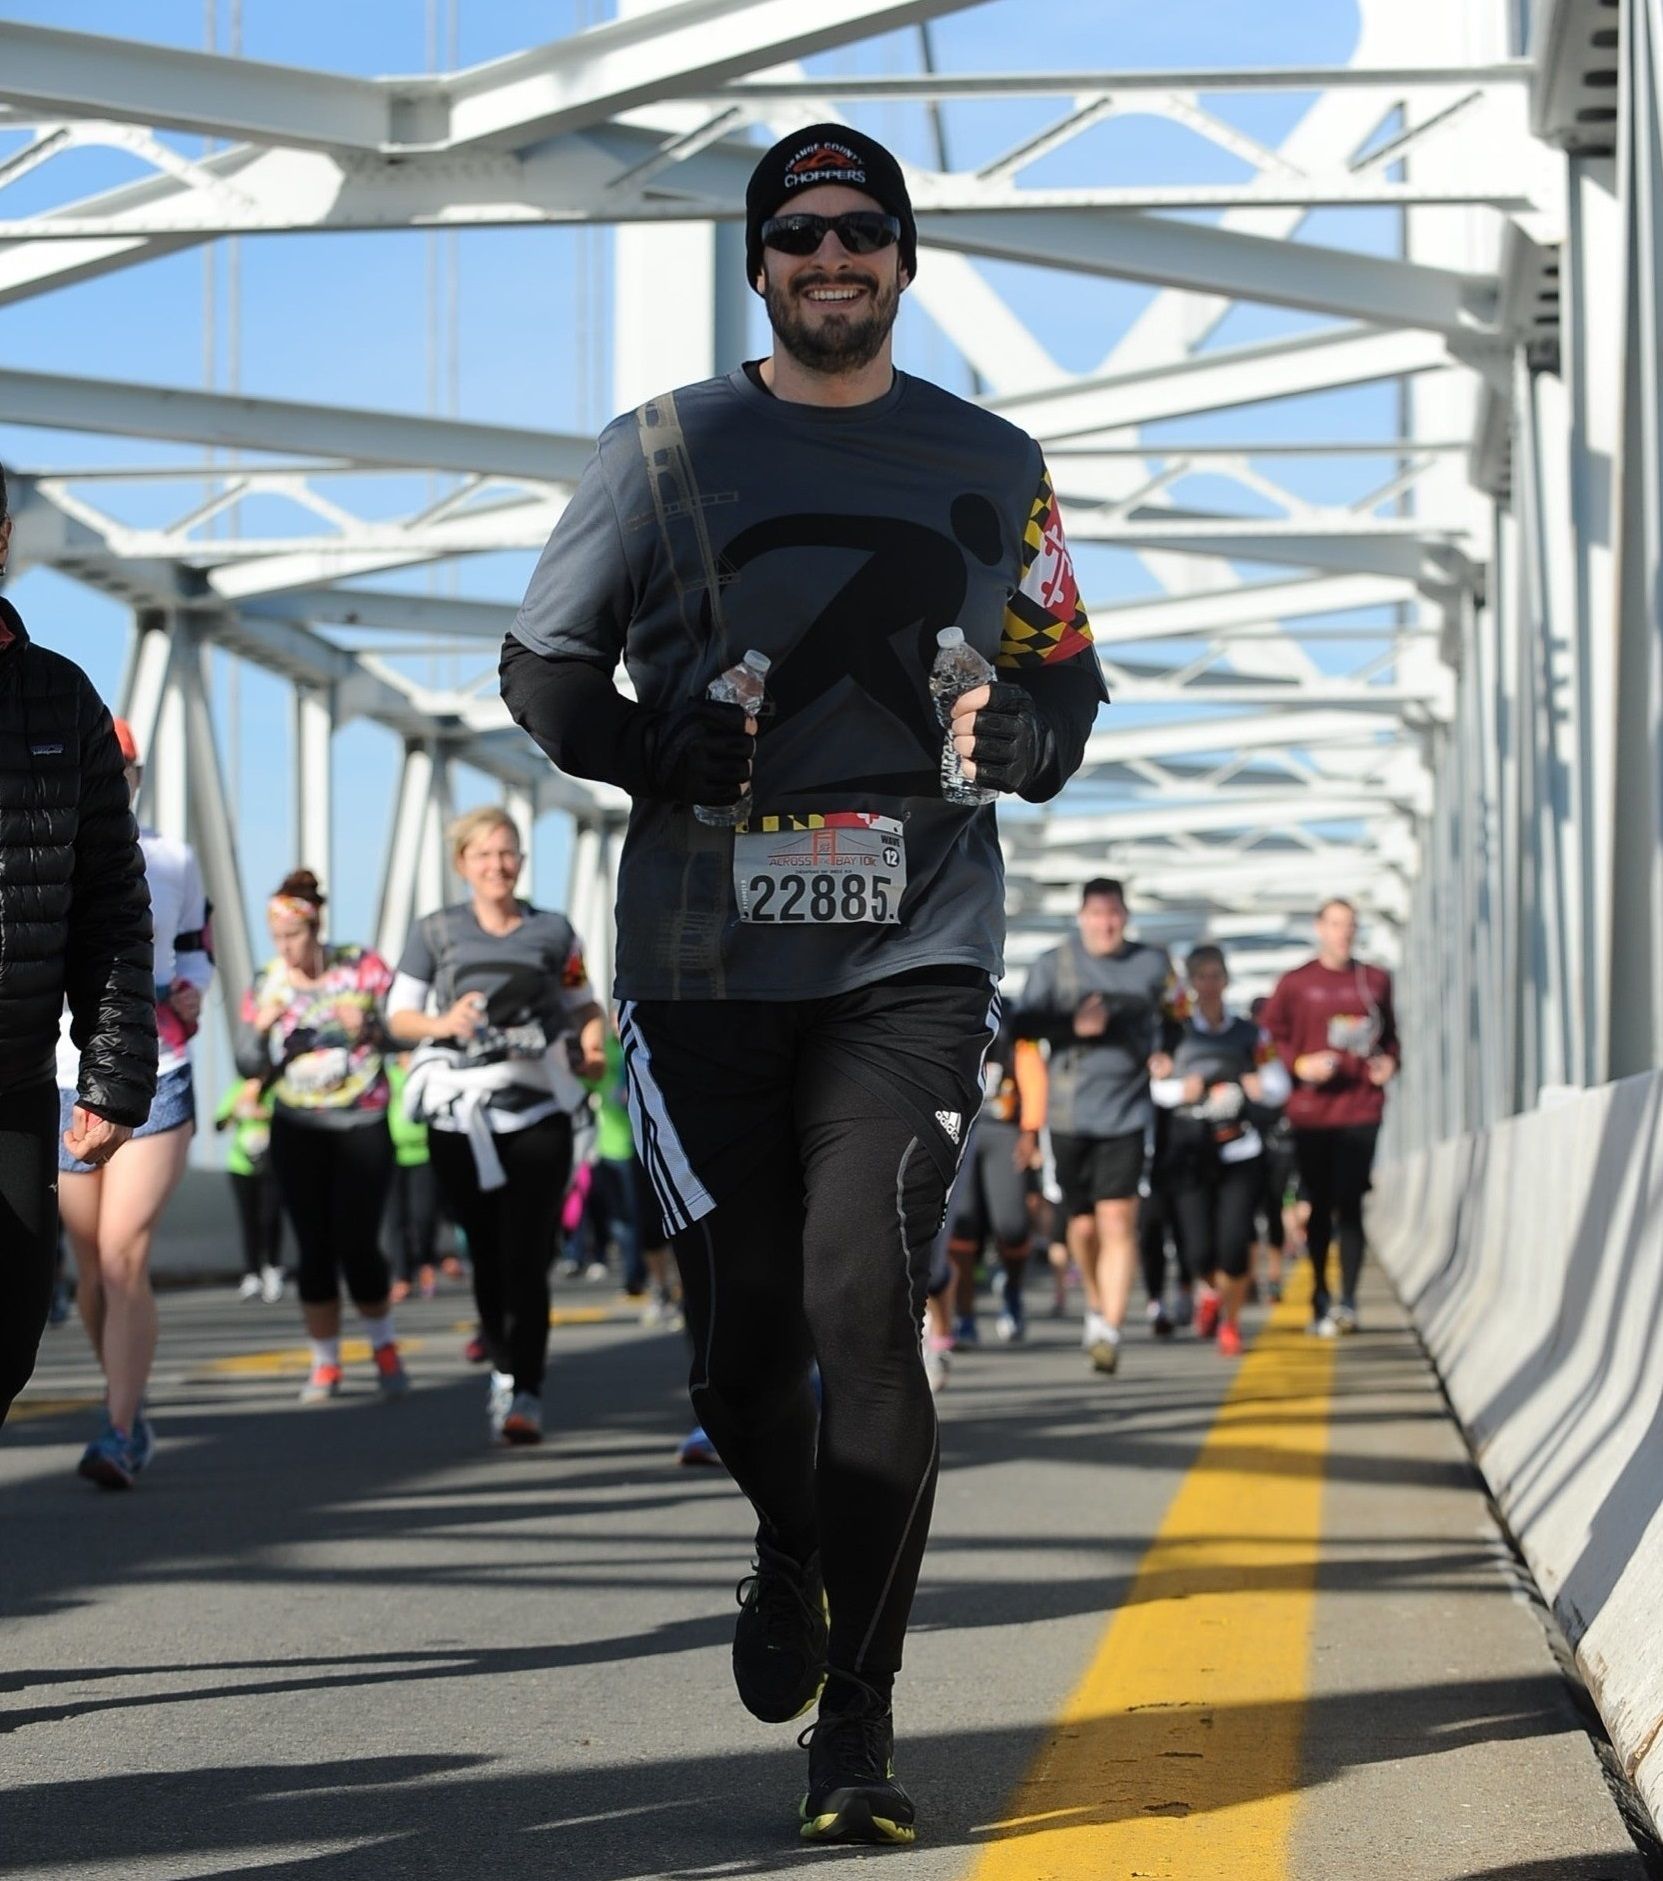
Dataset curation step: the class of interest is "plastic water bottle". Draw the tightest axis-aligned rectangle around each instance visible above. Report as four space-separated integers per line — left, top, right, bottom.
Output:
930 627 997 807
694 648 771 828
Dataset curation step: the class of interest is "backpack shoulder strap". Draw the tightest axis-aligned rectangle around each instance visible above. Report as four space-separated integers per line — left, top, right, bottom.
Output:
423 907 460 1013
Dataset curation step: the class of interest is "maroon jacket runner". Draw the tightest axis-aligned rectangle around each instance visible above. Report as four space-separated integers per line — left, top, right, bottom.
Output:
1260 958 1399 1131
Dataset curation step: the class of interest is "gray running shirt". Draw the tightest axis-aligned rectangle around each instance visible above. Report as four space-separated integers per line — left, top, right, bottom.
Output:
512 367 1105 1001
1018 937 1175 1138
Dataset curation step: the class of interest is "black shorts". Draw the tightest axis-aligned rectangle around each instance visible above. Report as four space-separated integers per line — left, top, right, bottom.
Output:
1052 1129 1146 1217
946 1118 1030 1250
617 968 998 1235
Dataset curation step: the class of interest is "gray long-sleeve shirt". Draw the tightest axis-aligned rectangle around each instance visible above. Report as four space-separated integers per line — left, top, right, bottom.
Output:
509 366 1108 1001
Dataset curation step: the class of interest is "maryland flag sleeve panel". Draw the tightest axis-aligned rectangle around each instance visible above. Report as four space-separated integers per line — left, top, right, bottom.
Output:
997 463 1095 671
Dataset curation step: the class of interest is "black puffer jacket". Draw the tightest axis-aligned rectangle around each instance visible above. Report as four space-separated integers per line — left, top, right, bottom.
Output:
0 597 156 1122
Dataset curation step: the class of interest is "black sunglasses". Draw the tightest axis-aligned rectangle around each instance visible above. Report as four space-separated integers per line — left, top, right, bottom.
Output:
759 212 901 258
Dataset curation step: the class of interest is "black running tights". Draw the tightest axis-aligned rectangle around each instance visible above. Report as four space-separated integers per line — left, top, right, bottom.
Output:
1294 1124 1379 1310
1169 1155 1263 1283
428 1114 571 1395
384 1160 438 1281
1139 1183 1192 1301
673 1080 953 1684
230 1168 283 1277
0 1080 58 1429
269 1112 394 1307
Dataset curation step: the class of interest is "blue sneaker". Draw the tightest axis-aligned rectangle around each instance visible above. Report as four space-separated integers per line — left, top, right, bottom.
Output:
78 1425 138 1490
953 1314 980 1348
678 1426 724 1468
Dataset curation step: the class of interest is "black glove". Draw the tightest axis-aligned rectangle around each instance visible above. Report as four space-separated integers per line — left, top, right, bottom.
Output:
641 698 755 806
961 681 1049 795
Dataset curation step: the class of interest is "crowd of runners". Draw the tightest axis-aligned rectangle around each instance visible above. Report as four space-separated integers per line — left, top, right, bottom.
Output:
0 121 1398 1851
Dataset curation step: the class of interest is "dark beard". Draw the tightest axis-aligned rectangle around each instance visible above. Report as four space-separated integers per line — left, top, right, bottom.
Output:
764 272 899 374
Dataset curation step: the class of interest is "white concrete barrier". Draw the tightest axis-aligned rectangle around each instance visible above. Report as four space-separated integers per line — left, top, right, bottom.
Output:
1371 1070 1663 1828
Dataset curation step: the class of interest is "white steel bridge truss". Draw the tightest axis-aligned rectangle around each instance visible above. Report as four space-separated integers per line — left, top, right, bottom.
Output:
0 0 1647 1144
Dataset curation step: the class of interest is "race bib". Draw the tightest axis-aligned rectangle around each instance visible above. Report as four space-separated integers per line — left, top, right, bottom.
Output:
734 814 905 925
1327 1013 1377 1055
285 1046 351 1096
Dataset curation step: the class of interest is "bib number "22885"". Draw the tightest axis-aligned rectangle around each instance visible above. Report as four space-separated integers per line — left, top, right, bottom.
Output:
733 814 905 926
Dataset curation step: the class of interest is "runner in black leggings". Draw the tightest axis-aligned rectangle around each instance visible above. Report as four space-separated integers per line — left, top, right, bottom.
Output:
500 121 1105 1848
387 807 605 1446
1260 899 1400 1335
238 871 406 1404
1150 946 1289 1359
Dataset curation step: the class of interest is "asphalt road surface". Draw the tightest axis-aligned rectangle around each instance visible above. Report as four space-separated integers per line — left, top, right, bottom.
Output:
2 1265 1649 1881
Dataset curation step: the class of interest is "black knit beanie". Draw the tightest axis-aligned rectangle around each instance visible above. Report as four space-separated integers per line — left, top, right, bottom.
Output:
744 123 917 289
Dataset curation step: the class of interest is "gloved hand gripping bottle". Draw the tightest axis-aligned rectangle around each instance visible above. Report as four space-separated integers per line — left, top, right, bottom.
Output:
930 627 998 806
694 648 771 828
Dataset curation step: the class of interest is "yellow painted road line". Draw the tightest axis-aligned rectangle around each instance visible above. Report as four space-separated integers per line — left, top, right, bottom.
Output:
6 1396 101 1424
202 1299 643 1377
201 1338 429 1377
451 1302 645 1333
966 1281 1337 1881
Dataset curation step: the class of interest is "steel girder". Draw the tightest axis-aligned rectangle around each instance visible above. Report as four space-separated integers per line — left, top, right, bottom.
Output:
0 0 1565 1043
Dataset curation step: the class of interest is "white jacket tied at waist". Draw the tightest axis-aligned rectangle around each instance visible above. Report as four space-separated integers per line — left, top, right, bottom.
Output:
402 1046 585 1191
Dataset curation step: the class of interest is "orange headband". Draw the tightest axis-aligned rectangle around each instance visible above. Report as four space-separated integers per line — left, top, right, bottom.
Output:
268 894 319 926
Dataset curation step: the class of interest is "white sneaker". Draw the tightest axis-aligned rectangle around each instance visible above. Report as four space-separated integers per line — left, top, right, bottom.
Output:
237 1273 262 1300
1081 1312 1107 1350
260 1265 285 1304
1310 1314 1340 1338
583 1261 610 1283
486 1369 514 1440
1330 1303 1360 1335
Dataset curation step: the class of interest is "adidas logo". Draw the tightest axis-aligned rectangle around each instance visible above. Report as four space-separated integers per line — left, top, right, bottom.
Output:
936 1109 962 1144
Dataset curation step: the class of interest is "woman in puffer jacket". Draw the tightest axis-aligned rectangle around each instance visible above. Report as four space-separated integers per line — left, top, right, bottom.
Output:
0 461 157 1430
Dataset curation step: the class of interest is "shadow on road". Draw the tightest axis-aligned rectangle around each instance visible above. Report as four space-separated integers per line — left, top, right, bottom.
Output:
0 1671 1591 1879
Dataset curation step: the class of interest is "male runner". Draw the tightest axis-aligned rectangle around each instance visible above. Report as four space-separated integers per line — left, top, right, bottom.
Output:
1260 898 1399 1333
501 123 1105 1845
1015 879 1173 1374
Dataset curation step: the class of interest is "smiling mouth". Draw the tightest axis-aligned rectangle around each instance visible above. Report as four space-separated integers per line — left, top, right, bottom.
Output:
799 283 870 305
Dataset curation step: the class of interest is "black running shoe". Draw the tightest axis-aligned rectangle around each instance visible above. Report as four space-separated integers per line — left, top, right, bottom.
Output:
799 1688 916 1846
732 1539 828 1723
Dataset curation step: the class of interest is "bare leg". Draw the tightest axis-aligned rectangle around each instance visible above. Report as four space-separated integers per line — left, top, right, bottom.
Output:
60 1168 107 1363
1219 1271 1250 1328
73 1128 191 1432
303 1299 343 1341
1046 1240 1069 1311
1065 1212 1099 1318
1070 1242 1100 1317
1093 1197 1139 1333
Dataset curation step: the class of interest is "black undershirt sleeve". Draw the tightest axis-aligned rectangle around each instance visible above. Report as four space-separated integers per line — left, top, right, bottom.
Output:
499 635 653 798
1009 659 1104 804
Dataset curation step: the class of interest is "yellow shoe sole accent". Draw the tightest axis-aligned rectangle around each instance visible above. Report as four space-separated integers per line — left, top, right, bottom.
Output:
799 1804 916 1845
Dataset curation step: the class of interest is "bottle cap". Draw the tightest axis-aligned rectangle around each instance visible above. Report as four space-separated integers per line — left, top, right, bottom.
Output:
937 627 964 648
742 649 772 673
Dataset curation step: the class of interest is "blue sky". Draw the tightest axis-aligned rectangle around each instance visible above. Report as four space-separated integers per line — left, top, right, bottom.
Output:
1 0 1406 1003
